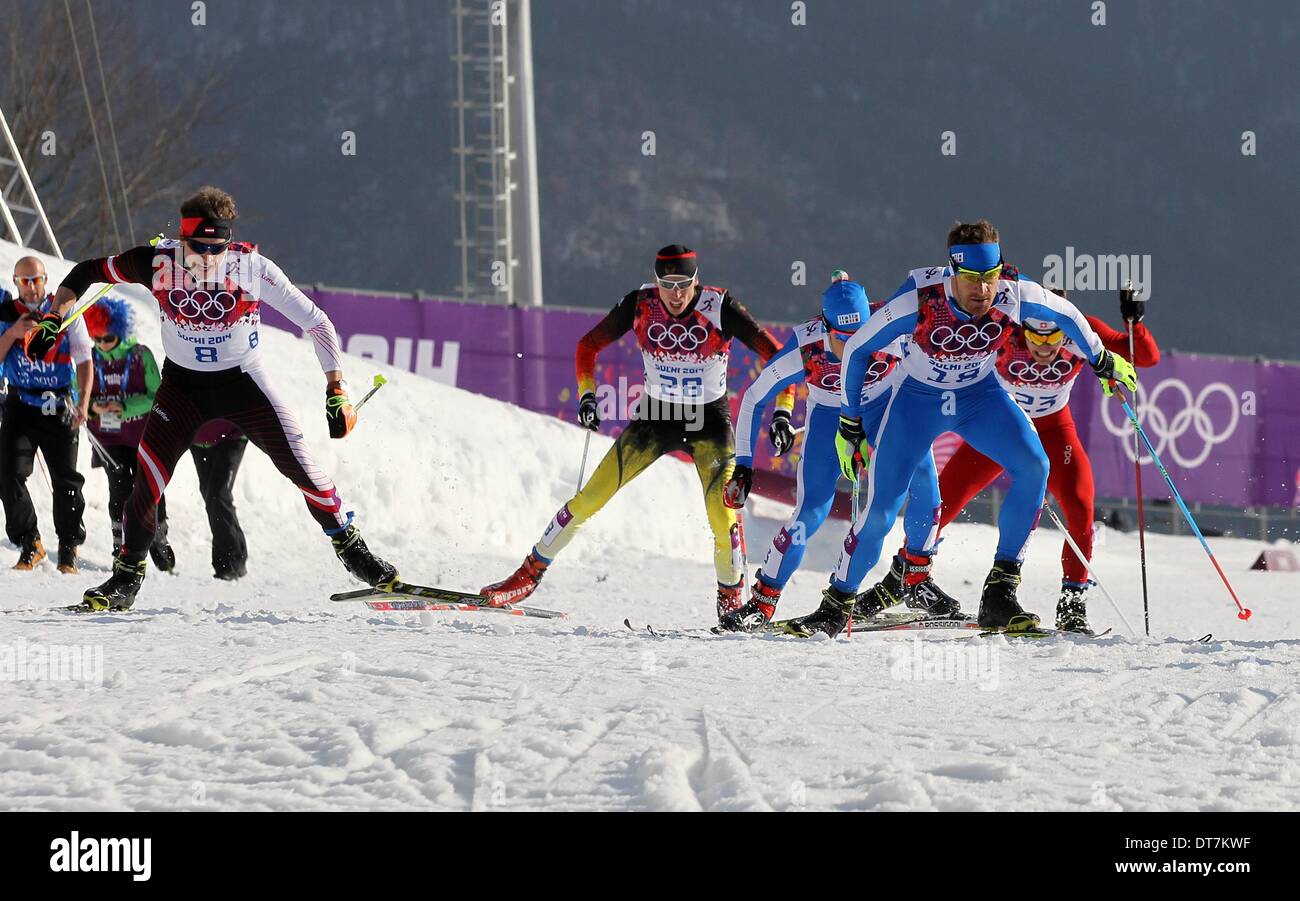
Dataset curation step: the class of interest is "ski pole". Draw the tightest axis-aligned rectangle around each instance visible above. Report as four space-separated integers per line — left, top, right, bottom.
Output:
1042 501 1137 637
576 429 592 492
35 449 52 492
59 283 115 332
353 373 388 413
1122 282 1152 636
851 472 861 523
82 425 120 471
1112 387 1252 622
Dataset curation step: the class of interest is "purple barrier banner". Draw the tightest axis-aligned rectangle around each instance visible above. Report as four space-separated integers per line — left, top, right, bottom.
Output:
266 292 1300 509
1070 352 1300 508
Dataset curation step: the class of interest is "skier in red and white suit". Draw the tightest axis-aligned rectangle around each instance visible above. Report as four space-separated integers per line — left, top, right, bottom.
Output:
24 186 399 609
936 287 1159 632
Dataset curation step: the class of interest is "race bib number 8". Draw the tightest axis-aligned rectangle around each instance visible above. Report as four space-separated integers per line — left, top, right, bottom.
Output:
195 346 218 363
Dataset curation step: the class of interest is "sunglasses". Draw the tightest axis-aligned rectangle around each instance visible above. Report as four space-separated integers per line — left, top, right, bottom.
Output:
186 238 230 256
954 265 1003 285
1023 328 1065 347
94 335 120 345
656 276 695 290
14 275 46 286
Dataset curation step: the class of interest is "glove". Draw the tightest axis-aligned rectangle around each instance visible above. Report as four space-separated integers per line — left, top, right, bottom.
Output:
1120 285 1145 324
23 312 64 360
1093 349 1138 398
577 392 600 431
835 415 866 482
768 409 795 456
723 464 753 509
326 379 357 438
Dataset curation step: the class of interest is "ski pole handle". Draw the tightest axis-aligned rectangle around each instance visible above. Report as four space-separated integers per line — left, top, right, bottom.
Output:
354 374 388 413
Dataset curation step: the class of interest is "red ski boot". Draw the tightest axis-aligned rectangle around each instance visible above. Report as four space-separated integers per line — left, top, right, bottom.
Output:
480 551 548 607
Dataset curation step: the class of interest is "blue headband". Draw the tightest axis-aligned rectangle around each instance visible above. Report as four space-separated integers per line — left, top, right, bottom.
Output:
949 243 1002 272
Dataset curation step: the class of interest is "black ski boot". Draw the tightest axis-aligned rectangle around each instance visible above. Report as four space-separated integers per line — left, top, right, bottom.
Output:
717 577 782 633
783 584 856 638
853 570 903 619
976 560 1040 631
331 525 398 589
1056 583 1092 634
149 541 177 573
82 557 147 611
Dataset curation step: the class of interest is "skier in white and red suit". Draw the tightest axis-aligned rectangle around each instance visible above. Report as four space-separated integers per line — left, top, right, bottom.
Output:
936 285 1160 633
24 186 399 609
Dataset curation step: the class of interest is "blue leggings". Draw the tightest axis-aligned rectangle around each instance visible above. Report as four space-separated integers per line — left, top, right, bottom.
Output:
759 399 940 590
832 376 1048 592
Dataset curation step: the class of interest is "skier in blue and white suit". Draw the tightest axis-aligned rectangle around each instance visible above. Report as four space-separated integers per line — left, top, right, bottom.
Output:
718 273 961 633
789 220 1136 637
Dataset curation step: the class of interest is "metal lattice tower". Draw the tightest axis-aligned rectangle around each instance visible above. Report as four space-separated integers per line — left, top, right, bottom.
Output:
451 0 542 306
0 106 62 258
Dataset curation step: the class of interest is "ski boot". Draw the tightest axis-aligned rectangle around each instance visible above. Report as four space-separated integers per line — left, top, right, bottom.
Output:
976 560 1040 632
56 544 79 575
895 550 963 617
13 535 45 571
852 571 903 619
782 584 856 638
480 550 548 607
717 577 781 633
82 557 148 611
716 581 744 621
149 541 177 573
1056 583 1093 634
331 525 398 590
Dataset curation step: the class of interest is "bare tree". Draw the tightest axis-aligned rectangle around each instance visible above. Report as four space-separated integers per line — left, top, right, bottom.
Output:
2 0 227 258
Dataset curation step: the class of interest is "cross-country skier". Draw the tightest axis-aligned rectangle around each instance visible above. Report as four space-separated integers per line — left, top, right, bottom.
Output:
479 245 794 622
24 186 398 609
717 271 959 633
936 284 1159 633
790 220 1137 637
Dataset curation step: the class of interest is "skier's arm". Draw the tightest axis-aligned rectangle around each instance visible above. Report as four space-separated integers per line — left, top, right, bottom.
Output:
721 294 796 415
575 292 637 397
1085 314 1161 367
251 253 345 377
1018 283 1104 364
840 294 919 419
122 346 162 420
735 336 805 466
55 246 157 315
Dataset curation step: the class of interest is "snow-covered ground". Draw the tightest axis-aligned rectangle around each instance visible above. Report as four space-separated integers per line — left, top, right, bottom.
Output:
1 242 1298 811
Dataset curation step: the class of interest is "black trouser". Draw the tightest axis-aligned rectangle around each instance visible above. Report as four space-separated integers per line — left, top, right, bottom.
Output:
95 443 168 552
190 438 249 577
122 362 345 564
0 394 86 547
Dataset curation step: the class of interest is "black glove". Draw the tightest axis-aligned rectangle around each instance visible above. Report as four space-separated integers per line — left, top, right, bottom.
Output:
577 392 600 431
1120 285 1145 324
723 464 753 509
769 409 795 456
24 312 63 360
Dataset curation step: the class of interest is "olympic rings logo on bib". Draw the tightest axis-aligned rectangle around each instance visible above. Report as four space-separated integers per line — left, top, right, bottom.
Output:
1007 358 1074 384
168 289 238 322
817 372 843 392
647 321 710 352
929 322 1003 354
